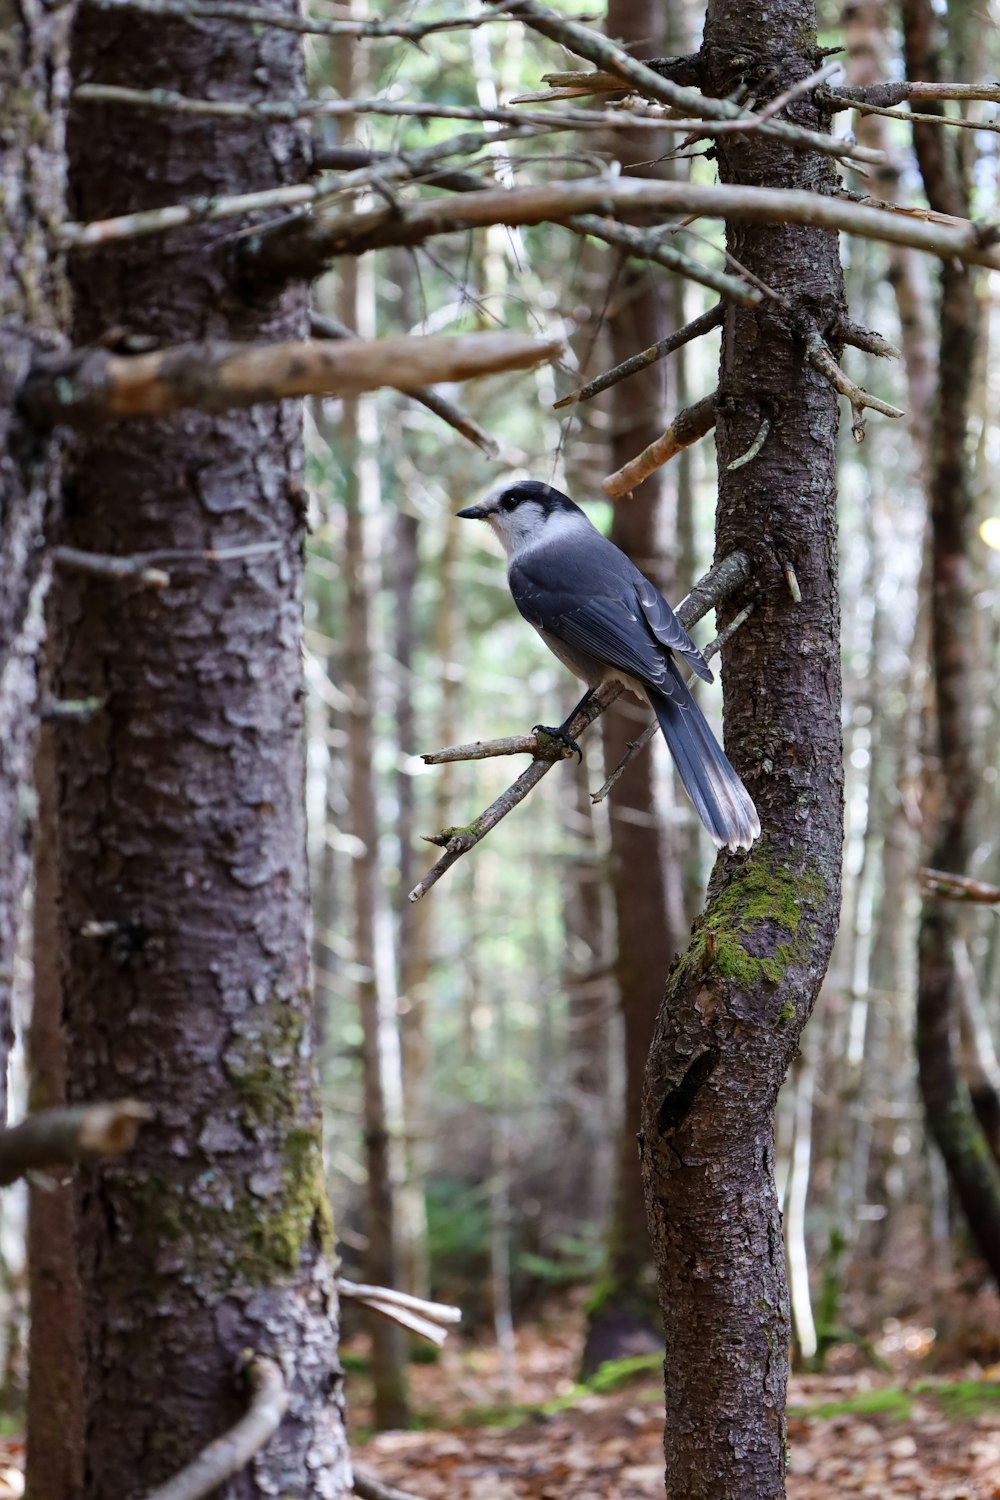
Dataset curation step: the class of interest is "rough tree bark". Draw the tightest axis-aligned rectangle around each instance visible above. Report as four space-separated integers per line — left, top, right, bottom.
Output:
0 2 73 1128
905 0 1000 1281
52 6 350 1494
639 1 846 1492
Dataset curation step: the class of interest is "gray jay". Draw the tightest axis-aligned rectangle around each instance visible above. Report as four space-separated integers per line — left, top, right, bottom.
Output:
457 479 760 852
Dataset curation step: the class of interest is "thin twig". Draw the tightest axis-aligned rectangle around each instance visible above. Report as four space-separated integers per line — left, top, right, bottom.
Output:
554 302 723 409
142 1355 288 1500
83 0 529 40
422 732 565 765
566 215 760 305
825 80 1000 107
0 1101 152 1187
21 333 563 429
309 314 497 457
591 602 756 805
409 551 752 901
494 0 881 164
833 318 901 359
727 415 772 471
824 85 1000 135
603 392 717 496
73 67 881 165
52 545 170 587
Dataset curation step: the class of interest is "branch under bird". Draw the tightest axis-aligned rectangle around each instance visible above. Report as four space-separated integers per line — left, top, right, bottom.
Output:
456 479 760 853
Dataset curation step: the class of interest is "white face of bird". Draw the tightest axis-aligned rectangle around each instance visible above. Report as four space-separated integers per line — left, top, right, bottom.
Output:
456 480 584 558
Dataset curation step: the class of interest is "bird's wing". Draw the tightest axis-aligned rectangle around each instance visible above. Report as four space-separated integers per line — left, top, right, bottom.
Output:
633 576 713 683
509 533 711 693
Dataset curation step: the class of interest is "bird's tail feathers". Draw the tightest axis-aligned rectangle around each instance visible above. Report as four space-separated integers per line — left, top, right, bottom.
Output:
651 679 760 852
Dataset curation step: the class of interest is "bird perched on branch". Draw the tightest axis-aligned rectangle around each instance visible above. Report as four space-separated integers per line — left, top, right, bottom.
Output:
457 479 759 852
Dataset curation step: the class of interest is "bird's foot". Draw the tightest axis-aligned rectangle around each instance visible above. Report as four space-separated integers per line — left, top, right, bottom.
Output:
532 723 582 762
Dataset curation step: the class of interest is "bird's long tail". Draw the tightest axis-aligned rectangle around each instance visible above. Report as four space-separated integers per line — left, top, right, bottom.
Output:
650 675 760 852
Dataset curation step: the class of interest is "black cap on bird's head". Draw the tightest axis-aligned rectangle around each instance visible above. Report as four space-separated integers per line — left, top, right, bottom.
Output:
456 479 578 522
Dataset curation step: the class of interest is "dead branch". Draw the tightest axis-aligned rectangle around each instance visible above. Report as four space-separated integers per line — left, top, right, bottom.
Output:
21 333 563 430
493 0 880 164
422 732 566 765
603 392 717 496
825 80 1000 107
337 1279 462 1328
920 869 1000 904
800 319 904 440
60 181 327 249
84 0 526 40
409 550 752 902
565 215 760 305
232 176 1000 287
309 314 497 457
555 302 724 409
0 1101 152 1187
142 1355 288 1500
823 90 1000 136
52 545 170 587
727 415 772 471
353 1465 426 1500
833 318 901 359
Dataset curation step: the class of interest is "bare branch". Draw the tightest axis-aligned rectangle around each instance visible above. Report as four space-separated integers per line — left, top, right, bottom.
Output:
833 318 901 359
603 393 717 496
823 89 1000 136
555 303 724 410
800 318 904 440
21 333 563 430
84 0 531 40
232 177 1000 286
408 550 752 901
142 1355 288 1500
336 1279 462 1328
52 545 170 587
920 868 1000 904
727 414 772 471
422 732 566 765
492 0 880 164
825 80 1000 107
565 215 760 305
309 314 498 457
0 1101 152 1187
591 602 756 805
60 181 328 249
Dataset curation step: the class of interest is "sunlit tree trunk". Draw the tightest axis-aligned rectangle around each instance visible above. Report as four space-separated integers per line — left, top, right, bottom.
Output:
641 0 846 1488
54 8 349 1493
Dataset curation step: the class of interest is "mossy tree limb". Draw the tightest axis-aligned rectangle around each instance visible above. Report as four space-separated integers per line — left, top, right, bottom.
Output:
639 1 846 1494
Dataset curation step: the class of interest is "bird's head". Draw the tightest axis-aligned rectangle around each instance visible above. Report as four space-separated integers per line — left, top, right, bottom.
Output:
457 479 583 557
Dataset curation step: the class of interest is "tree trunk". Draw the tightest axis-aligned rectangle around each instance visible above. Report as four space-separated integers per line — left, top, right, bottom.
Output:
0 1 73 1130
54 8 349 1494
640 2 846 1491
904 0 1000 1283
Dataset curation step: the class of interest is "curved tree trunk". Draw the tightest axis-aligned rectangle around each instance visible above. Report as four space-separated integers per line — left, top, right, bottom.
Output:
640 1 846 1492
54 8 349 1495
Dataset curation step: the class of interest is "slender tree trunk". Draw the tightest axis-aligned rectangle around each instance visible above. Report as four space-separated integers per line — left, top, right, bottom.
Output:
582 0 678 1378
904 0 1000 1281
0 1 73 1131
54 9 349 1494
641 3 846 1491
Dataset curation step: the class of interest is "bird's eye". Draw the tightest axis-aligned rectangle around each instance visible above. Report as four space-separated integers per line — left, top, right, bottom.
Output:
499 493 517 513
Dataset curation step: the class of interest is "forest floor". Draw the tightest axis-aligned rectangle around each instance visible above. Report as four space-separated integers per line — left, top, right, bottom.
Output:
350 1309 1000 1500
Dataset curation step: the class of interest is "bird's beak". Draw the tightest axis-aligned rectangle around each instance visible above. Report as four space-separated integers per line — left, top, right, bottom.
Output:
456 504 489 520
